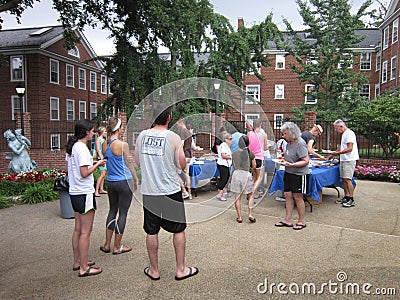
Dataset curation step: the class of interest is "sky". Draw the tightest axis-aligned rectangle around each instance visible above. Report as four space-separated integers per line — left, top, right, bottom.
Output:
1 0 377 56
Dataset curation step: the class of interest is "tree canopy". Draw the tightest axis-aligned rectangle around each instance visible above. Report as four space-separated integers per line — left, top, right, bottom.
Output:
281 0 373 122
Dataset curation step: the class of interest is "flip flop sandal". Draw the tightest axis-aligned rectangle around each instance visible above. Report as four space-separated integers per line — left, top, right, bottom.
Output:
274 221 293 227
100 246 110 253
293 223 307 230
73 260 95 271
78 266 102 277
113 244 132 255
249 216 256 223
175 267 199 281
144 267 160 281
236 218 243 223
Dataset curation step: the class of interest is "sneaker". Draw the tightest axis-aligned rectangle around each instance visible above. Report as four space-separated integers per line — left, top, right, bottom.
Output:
223 192 231 198
182 193 190 199
275 196 286 202
216 194 227 201
342 199 355 207
335 196 348 204
188 194 192 200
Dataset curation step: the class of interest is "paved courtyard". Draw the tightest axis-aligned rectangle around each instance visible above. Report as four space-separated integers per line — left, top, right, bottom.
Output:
0 179 399 299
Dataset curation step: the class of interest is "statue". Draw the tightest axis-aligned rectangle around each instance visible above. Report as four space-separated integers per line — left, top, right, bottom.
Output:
4 129 37 173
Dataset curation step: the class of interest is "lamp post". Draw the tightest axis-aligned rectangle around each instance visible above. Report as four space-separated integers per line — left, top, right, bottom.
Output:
214 81 220 140
16 85 26 134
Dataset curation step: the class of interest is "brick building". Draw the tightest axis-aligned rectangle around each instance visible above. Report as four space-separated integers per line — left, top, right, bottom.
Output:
0 25 110 172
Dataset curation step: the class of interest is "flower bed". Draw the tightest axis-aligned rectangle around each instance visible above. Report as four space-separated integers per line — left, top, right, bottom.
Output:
354 165 400 183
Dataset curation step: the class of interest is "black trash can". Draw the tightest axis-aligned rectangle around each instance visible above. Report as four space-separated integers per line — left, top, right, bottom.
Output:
54 175 74 219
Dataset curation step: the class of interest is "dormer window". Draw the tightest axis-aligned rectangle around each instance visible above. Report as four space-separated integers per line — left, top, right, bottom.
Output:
68 46 80 58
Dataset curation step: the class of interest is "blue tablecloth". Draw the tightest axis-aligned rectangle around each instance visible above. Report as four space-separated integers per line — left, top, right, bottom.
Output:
264 158 276 173
189 160 220 188
268 165 356 201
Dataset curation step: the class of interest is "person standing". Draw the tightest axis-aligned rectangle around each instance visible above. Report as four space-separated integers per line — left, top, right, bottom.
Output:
331 119 359 207
176 119 193 200
216 133 233 201
301 124 326 159
231 135 256 223
274 122 309 230
95 126 108 197
135 104 199 281
100 117 139 255
246 120 263 199
253 119 269 195
66 119 106 277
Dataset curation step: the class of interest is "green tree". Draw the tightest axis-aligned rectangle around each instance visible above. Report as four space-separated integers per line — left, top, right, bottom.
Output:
350 92 400 157
0 0 39 28
281 0 373 122
51 0 280 116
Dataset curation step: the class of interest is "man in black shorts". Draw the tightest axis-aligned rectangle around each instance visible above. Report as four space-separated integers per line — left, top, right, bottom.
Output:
135 104 199 281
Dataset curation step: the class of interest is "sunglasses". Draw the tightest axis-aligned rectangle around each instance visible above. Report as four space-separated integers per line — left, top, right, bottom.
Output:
227 137 233 140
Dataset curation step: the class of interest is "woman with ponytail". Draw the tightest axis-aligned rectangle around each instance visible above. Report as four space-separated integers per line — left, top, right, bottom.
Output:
66 119 107 277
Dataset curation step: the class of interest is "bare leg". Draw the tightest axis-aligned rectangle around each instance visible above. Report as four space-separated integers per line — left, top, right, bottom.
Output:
95 171 106 196
146 234 160 278
343 178 354 197
247 192 254 219
234 194 242 221
293 193 305 225
283 191 294 224
72 212 82 266
173 231 190 278
253 167 264 196
78 210 96 273
102 229 113 251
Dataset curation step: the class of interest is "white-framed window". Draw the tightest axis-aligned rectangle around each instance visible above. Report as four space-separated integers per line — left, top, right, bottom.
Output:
11 95 26 120
10 56 24 81
51 134 60 151
305 84 317 104
393 19 399 44
360 53 371 70
67 46 80 58
131 132 140 148
50 59 59 84
108 78 112 94
101 75 107 94
383 27 389 50
382 60 388 83
306 52 318 65
245 85 260 104
338 53 353 69
246 62 261 75
360 84 370 99
274 84 284 99
375 83 380 98
275 54 285 69
50 97 60 120
66 99 74 121
274 114 284 129
90 102 97 120
90 71 97 92
79 101 86 119
79 68 86 90
67 133 74 144
391 56 397 80
376 52 381 71
66 64 74 87
245 114 260 123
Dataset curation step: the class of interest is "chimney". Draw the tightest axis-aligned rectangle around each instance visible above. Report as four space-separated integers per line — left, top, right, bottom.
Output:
238 17 244 28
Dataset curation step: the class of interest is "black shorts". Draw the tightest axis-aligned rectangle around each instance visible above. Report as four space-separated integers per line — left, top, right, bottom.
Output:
255 159 263 169
69 193 97 214
283 172 308 194
143 191 187 235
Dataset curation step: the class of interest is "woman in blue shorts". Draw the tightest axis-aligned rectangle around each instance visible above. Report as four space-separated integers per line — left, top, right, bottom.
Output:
66 119 107 277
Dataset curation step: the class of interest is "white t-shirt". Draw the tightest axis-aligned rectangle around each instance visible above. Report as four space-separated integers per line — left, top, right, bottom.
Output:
340 129 359 162
217 142 232 167
67 141 95 195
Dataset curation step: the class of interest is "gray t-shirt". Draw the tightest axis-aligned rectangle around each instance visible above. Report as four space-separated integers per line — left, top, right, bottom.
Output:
284 138 309 175
137 129 181 195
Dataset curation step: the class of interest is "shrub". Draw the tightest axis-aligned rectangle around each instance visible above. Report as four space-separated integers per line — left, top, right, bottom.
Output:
0 195 14 209
21 183 59 205
354 165 400 183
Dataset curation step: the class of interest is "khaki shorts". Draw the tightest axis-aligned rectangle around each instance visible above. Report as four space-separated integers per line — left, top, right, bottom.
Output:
230 170 254 195
340 161 356 179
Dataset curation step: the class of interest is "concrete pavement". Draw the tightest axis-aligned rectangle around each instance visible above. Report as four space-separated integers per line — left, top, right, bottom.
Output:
0 179 399 299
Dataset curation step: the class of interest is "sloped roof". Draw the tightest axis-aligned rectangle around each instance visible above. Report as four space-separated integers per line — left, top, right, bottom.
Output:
0 25 65 50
